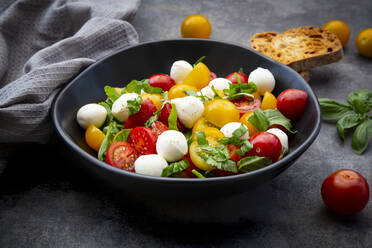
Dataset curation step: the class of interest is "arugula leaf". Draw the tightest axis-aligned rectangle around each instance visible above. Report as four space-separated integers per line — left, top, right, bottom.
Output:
161 160 190 177
336 113 363 140
195 131 208 146
248 109 270 131
318 98 353 121
351 118 372 154
192 169 205 178
98 102 114 125
168 103 179 130
98 122 114 161
264 109 295 133
193 56 206 67
234 72 241 84
124 79 162 94
104 86 121 102
127 96 142 116
347 89 372 114
238 156 272 172
223 82 257 96
113 129 131 142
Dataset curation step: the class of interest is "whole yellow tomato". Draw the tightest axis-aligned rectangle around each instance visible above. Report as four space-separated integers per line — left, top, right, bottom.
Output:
183 62 211 89
203 99 240 127
85 124 105 152
181 15 212 39
168 84 198 99
323 20 350 46
356 28 372 58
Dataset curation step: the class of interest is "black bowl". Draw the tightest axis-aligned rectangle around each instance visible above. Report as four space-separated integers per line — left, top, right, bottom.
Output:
52 39 321 200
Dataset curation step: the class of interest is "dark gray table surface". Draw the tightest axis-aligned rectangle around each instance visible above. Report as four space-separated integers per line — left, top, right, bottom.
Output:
1 0 372 247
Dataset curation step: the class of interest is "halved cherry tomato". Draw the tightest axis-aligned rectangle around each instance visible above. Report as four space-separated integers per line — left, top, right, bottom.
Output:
204 99 240 127
168 84 198 99
192 127 224 140
148 74 175 91
232 97 261 117
106 141 139 172
124 99 157 128
261 91 277 110
128 127 158 155
140 93 162 109
247 132 282 162
158 102 185 131
226 72 248 84
190 137 218 171
192 117 217 133
184 62 211 89
210 72 217 80
240 112 259 136
277 89 308 120
85 124 105 152
151 121 168 136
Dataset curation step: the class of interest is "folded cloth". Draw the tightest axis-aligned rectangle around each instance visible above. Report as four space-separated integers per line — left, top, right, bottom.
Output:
0 0 140 144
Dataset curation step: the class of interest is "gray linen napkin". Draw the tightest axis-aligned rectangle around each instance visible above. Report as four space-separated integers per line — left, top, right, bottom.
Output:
0 0 140 144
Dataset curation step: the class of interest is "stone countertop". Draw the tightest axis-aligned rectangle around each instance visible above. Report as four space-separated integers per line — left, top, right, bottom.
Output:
1 0 372 247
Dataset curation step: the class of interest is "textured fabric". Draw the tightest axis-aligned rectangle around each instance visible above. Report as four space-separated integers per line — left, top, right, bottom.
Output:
0 0 140 144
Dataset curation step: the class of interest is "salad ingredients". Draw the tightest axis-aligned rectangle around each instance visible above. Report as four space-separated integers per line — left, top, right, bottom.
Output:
158 102 185 131
124 99 157 128
226 72 248 84
183 62 211 89
204 99 240 127
170 60 193 84
240 112 259 136
208 78 232 91
220 122 249 139
321 169 369 215
261 91 277 110
277 89 308 120
323 20 350 47
355 28 372 58
168 84 198 99
247 132 282 162
111 93 139 122
151 121 168 136
248 67 275 95
135 154 168 177
106 141 138 171
232 97 261 117
140 93 162 109
181 14 212 39
128 127 158 155
171 96 204 128
156 130 188 162
77 103 107 129
148 74 175 91
267 128 288 154
85 124 106 152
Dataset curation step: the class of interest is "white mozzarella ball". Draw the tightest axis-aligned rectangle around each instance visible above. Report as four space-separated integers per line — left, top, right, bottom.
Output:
156 130 188 162
134 154 168 177
76 103 107 129
208 78 232 91
111 93 139 122
248 67 275 95
200 86 215 99
171 96 204 128
170 60 193 84
267 128 288 154
220 122 249 139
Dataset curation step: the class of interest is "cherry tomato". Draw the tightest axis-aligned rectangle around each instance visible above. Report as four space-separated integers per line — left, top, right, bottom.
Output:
192 117 217 133
151 121 168 136
85 124 105 152
181 15 212 39
261 91 277 110
192 127 224 140
227 144 244 163
240 112 259 136
181 154 199 178
323 20 350 46
190 137 219 171
226 72 248 84
128 127 158 155
232 97 261 117
321 169 370 215
355 28 372 58
148 74 175 91
124 99 157 128
140 93 162 109
168 84 198 99
106 141 139 172
277 89 308 120
247 132 282 162
184 62 211 89
158 102 185 131
210 72 217 80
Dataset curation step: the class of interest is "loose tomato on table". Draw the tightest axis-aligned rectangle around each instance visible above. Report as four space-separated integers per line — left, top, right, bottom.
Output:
323 20 350 47
106 141 139 172
127 127 158 155
226 72 248 84
231 96 261 117
158 102 185 131
355 28 372 58
148 74 175 91
247 132 282 162
321 169 370 215
124 99 157 128
277 89 308 120
181 14 212 39
151 121 168 136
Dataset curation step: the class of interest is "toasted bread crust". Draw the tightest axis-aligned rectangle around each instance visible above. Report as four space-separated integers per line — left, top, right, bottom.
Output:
250 26 344 72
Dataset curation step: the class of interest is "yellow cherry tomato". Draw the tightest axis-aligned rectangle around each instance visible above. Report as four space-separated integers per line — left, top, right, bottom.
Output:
181 15 212 39
192 127 224 140
203 99 240 128
168 84 198 99
240 112 259 136
356 28 372 58
184 62 211 89
85 124 106 152
192 117 217 133
140 93 162 109
189 136 220 171
252 91 261 101
261 91 277 110
323 20 350 46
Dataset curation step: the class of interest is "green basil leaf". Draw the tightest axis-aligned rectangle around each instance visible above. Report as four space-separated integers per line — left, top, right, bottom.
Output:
104 86 121 102
238 156 272 172
347 89 372 114
127 96 142 116
192 169 205 178
210 86 222 99
336 113 363 140
195 131 208 146
168 103 179 130
161 160 190 177
200 145 237 173
98 122 114 161
184 90 206 103
124 79 162 94
224 92 254 101
193 56 206 67
218 124 248 146
223 82 257 96
113 129 131 142
248 108 270 131
236 139 253 156
351 118 372 154
318 98 353 121
98 102 113 125
263 109 295 133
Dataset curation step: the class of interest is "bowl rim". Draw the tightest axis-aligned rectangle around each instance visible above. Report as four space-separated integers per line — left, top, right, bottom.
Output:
52 38 321 184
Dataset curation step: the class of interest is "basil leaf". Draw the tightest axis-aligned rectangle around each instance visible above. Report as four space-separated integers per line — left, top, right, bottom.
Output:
98 122 114 161
223 82 257 96
336 113 363 140
238 156 272 172
183 130 193 147
351 118 372 154
264 109 295 133
104 86 121 102
124 79 162 94
200 145 237 173
347 89 372 114
127 96 142 116
168 103 179 130
224 92 254 101
195 131 208 146
113 129 131 142
318 98 353 121
219 124 248 145
236 139 253 156
184 90 206 103
193 56 206 67
161 160 190 177
248 108 270 131
192 169 205 178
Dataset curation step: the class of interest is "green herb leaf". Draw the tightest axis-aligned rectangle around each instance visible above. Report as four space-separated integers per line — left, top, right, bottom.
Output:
183 130 194 147
193 56 206 67
264 109 295 133
234 72 241 84
347 89 372 114
218 124 252 156
336 113 363 140
248 108 270 131
168 103 179 131
192 169 205 178
238 68 244 73
236 139 253 156
98 122 114 161
318 98 353 121
200 145 237 173
98 102 114 125
195 131 208 146
161 160 190 177
124 79 162 94
210 86 222 99
104 86 121 102
127 96 143 116
351 118 372 154
237 156 272 172
223 82 257 96
183 90 206 103
113 129 131 142
224 92 254 101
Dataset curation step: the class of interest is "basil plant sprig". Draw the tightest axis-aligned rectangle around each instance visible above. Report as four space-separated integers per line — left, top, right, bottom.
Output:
318 89 372 154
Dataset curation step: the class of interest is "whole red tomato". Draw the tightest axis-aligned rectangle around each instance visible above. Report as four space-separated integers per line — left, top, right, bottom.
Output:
277 89 308 120
247 132 282 162
321 169 370 215
148 73 175 91
226 72 248 84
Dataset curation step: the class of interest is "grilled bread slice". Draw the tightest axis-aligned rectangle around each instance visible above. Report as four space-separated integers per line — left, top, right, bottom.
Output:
250 26 344 72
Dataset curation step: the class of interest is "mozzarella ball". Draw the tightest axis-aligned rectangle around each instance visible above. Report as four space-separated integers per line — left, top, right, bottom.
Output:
170 60 193 84
200 86 215 99
171 96 204 128
208 78 232 91
156 130 188 162
267 128 288 154
111 93 139 122
248 67 275 95
134 154 168 177
76 103 107 129
220 122 249 139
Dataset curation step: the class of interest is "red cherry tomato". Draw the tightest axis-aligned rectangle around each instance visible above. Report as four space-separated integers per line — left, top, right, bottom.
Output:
247 132 282 162
158 102 185 131
226 72 248 84
227 144 244 163
321 169 370 215
148 73 175 91
210 72 217 80
277 89 308 120
128 127 158 155
151 121 168 136
124 99 157 128
106 141 139 172
232 97 261 117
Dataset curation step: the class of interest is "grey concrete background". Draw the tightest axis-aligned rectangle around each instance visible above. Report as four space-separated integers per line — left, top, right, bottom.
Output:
1 0 372 247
